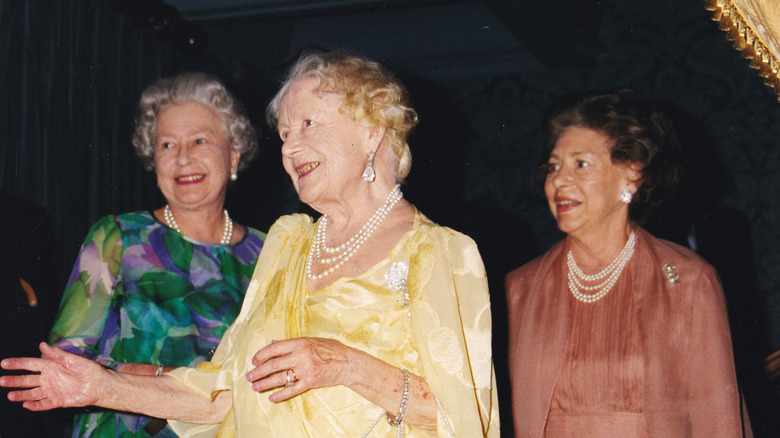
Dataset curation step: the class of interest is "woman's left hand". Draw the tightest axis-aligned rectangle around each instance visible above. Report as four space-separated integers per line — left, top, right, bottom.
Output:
245 337 353 402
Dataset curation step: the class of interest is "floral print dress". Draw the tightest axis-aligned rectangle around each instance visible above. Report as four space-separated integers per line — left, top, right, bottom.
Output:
49 212 264 437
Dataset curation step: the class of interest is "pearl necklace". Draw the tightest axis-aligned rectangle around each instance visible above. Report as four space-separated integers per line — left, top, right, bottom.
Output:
307 185 403 281
566 230 636 303
163 205 233 245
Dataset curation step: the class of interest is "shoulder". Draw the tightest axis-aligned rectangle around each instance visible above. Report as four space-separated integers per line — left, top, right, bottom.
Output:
412 210 484 270
636 227 717 281
633 228 725 313
259 214 315 250
506 240 564 293
228 226 265 262
414 210 479 250
110 211 157 231
267 213 314 236
82 212 163 248
244 226 267 240
241 226 267 246
84 214 123 240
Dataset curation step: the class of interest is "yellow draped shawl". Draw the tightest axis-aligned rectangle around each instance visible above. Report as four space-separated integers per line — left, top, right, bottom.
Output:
168 211 500 437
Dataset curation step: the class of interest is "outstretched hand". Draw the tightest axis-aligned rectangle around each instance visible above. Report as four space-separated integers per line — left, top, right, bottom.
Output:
245 337 355 403
0 342 107 411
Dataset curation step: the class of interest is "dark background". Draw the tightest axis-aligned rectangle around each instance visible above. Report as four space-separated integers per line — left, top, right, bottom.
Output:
1 0 779 436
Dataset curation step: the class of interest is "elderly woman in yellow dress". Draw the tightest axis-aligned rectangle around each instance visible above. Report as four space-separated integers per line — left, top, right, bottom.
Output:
1 51 500 437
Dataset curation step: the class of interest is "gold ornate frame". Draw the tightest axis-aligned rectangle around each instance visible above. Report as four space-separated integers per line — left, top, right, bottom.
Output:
705 0 780 100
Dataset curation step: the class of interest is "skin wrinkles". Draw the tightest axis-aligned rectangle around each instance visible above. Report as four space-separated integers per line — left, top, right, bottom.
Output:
153 100 241 243
154 101 238 211
277 77 384 220
545 126 640 266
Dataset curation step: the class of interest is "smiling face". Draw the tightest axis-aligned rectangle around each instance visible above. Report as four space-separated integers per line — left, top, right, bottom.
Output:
153 100 240 212
544 126 639 240
276 77 379 210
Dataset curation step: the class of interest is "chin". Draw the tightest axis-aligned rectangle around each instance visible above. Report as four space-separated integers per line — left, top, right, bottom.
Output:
554 220 579 236
295 188 317 205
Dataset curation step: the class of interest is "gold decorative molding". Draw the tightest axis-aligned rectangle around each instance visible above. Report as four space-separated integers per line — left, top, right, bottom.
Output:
705 0 780 100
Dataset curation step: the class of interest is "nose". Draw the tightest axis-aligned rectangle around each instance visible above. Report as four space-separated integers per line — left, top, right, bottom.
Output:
550 166 571 189
176 144 191 165
280 133 301 158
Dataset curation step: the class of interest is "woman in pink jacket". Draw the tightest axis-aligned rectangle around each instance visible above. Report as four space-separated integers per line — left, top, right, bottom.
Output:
506 90 751 437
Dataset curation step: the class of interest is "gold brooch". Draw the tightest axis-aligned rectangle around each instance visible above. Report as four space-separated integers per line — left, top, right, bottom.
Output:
663 263 679 285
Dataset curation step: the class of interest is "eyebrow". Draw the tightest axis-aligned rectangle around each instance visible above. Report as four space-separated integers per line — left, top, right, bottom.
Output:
158 127 219 138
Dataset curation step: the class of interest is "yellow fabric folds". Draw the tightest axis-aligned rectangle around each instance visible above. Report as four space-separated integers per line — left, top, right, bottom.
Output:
168 211 500 437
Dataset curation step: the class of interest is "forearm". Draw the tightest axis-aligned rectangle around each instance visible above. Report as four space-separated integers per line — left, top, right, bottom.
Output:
117 362 175 376
1 344 230 425
346 349 437 432
100 372 230 424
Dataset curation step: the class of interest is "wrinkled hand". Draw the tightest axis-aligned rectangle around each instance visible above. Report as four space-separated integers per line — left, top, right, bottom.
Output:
245 337 353 403
0 342 107 411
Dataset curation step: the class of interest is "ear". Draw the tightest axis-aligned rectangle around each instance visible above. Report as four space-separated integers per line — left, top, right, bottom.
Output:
364 125 387 154
230 148 241 174
623 162 643 194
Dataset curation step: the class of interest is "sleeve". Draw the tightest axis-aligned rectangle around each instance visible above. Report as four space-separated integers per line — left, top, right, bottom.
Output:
684 263 753 436
48 215 124 369
408 227 500 437
166 362 225 438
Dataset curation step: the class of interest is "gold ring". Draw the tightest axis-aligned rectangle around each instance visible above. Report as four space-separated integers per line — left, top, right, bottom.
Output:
285 369 298 387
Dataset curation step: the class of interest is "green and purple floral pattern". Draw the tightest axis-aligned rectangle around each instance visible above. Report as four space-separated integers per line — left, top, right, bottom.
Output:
50 212 264 437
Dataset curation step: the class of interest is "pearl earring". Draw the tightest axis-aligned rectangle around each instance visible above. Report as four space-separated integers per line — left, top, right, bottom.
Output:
619 189 633 204
362 152 376 182
230 170 238 181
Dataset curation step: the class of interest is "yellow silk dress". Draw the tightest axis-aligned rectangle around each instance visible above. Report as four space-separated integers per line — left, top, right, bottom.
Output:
168 211 500 437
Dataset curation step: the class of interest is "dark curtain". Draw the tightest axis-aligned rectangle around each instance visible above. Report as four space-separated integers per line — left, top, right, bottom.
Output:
0 2 174 435
0 0 175 285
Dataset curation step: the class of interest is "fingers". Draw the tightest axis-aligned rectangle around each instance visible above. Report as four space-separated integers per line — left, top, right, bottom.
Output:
248 368 305 403
246 354 289 383
6 386 45 403
22 400 58 412
0 373 42 389
0 357 48 373
246 338 301 383
245 339 305 401
267 378 305 403
285 369 299 387
39 342 64 360
0 343 67 373
246 367 296 391
5 385 64 412
250 339 294 367
245 337 351 403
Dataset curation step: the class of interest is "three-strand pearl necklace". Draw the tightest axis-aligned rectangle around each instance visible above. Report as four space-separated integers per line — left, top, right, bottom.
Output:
307 185 403 281
163 205 234 245
566 230 636 303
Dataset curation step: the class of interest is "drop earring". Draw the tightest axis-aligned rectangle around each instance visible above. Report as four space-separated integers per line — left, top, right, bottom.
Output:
362 152 376 182
230 170 238 181
619 189 633 204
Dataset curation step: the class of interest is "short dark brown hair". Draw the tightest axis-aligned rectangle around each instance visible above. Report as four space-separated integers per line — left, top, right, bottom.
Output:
540 89 682 223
